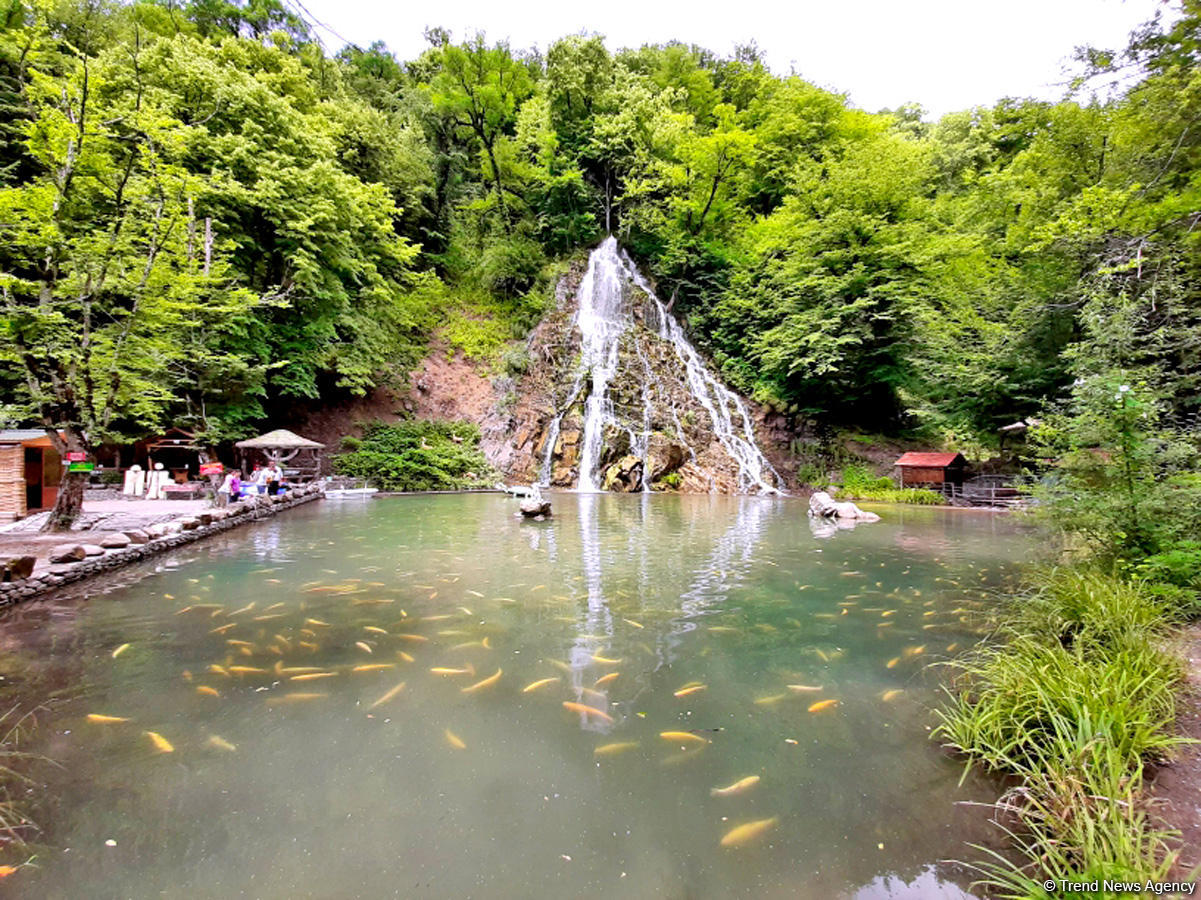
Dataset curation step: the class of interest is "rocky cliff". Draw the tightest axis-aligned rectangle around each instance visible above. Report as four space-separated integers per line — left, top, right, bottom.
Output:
476 242 797 494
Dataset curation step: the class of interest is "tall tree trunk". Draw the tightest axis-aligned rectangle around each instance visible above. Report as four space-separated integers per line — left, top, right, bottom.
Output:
41 426 89 533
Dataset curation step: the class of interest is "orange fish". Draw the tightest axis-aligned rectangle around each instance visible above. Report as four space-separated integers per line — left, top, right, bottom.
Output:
594 672 619 687
562 701 614 723
86 714 130 724
711 775 760 797
369 681 406 709
145 731 175 753
445 729 466 749
266 692 327 704
807 699 839 713
674 684 707 698
196 686 220 697
720 817 778 847
659 731 709 745
522 677 559 693
594 741 639 756
461 668 503 693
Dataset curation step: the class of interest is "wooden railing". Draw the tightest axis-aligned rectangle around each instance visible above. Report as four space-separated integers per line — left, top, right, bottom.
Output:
928 477 1032 508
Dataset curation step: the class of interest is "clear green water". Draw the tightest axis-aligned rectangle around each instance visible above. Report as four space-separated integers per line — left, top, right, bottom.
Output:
1 493 1032 898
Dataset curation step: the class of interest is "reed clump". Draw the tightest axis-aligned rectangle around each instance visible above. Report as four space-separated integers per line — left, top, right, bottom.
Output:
0 704 47 864
934 568 1190 895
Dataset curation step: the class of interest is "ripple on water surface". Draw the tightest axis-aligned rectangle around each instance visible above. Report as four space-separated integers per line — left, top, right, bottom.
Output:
1 493 1030 898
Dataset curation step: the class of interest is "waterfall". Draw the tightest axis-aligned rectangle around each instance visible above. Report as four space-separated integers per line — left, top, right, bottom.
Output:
541 236 782 495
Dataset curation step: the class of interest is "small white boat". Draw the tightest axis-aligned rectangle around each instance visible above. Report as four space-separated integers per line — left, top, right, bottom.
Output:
324 487 378 499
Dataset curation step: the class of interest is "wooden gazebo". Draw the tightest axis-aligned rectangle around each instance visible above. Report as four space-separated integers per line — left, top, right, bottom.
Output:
142 427 204 482
235 429 325 483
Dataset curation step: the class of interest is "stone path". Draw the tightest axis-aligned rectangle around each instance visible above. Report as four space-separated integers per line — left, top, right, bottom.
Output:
0 499 212 575
1 499 210 534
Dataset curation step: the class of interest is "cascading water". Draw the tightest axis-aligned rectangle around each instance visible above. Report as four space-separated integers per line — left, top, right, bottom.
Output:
541 236 782 495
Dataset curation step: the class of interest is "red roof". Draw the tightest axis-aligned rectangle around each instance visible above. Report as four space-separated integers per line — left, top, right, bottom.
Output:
894 452 966 468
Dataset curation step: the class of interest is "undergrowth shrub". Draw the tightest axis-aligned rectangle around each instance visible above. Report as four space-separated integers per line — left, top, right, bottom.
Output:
332 421 495 492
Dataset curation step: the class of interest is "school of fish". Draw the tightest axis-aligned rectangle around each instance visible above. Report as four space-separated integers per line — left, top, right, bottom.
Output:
71 529 1007 863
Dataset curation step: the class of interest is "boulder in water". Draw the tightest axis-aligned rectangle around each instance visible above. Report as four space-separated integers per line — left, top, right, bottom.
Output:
808 491 881 522
519 499 552 518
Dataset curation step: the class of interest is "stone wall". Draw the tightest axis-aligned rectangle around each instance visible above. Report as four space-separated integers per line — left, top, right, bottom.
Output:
0 483 324 607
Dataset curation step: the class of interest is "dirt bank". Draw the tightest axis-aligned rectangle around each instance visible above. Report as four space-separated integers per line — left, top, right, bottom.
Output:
1149 623 1201 874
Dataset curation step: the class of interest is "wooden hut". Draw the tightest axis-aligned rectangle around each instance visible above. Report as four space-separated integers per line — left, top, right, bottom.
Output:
140 428 205 483
893 451 967 488
0 430 63 520
235 429 325 483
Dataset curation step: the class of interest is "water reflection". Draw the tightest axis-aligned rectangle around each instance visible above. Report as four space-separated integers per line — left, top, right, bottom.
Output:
566 492 616 729
664 495 782 658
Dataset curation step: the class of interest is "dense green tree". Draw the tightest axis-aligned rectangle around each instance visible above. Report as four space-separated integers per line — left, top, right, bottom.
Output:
429 34 535 217
0 9 260 527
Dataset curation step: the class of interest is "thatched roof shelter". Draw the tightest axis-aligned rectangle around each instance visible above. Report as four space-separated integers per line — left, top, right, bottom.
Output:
235 429 325 451
235 429 325 481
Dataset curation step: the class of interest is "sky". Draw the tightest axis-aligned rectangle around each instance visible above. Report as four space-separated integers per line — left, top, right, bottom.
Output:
292 0 1176 118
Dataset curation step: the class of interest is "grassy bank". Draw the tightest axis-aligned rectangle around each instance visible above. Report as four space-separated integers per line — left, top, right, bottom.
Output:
833 465 946 505
934 569 1191 895
331 421 497 493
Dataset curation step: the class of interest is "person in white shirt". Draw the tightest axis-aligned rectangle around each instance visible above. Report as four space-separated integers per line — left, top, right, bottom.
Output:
217 470 240 506
264 463 282 496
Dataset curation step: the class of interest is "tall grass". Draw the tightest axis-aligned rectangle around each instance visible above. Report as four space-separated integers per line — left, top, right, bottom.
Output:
934 568 1189 893
835 464 946 505
0 704 47 848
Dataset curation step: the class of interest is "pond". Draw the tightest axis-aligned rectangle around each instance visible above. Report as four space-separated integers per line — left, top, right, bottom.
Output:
0 493 1032 898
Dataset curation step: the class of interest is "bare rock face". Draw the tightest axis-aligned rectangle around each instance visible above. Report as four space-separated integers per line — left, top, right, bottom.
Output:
601 454 644 492
645 435 687 482
100 533 132 549
49 544 87 563
80 543 106 556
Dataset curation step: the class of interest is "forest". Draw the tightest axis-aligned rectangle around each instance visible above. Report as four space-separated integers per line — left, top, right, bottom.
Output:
2 0 1197 461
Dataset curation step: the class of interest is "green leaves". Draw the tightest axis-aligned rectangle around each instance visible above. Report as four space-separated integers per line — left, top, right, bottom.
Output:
331 420 495 492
